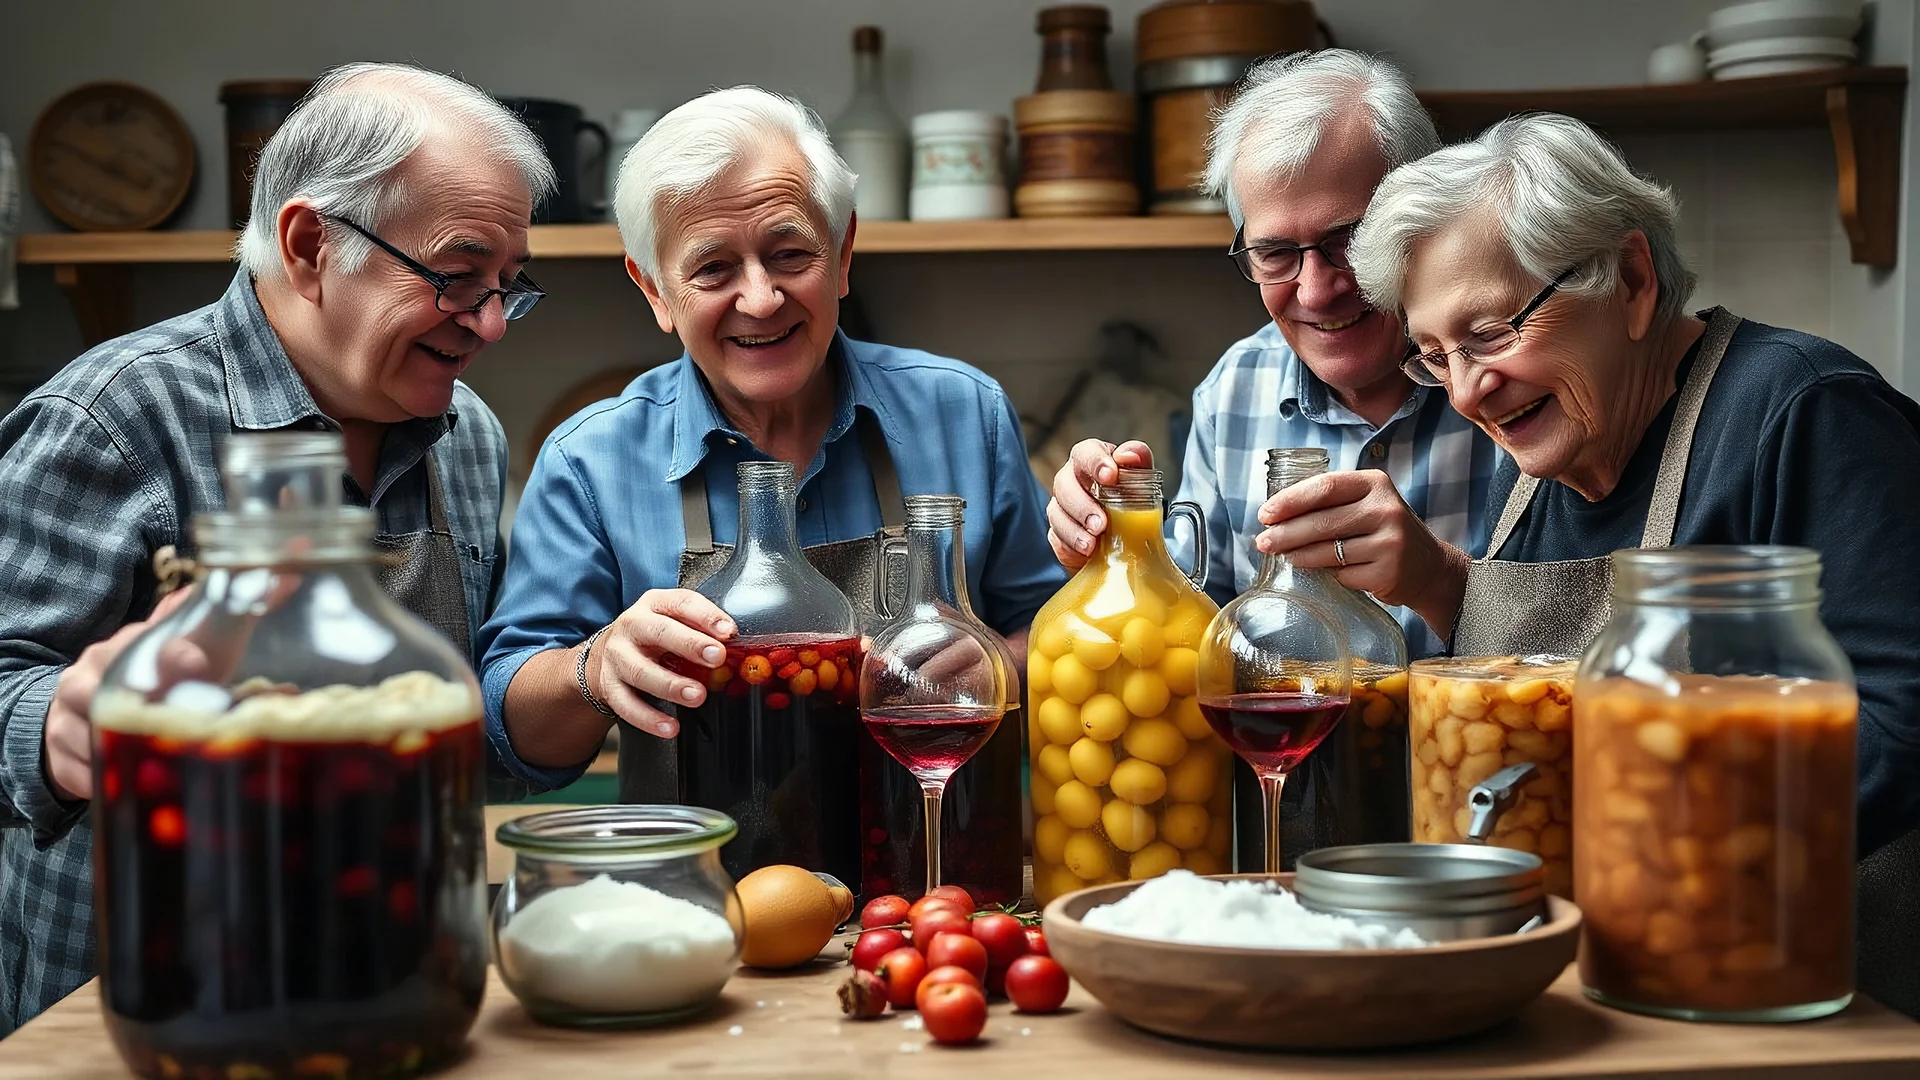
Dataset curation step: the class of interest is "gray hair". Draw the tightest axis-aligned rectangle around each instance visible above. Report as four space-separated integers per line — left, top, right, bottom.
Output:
1204 49 1439 225
237 62 555 276
1351 112 1697 326
613 86 855 280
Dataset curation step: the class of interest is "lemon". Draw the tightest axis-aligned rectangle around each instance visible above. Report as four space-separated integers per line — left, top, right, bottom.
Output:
1184 849 1225 876
1036 743 1074 787
1160 803 1210 850
1165 748 1219 804
1121 717 1187 767
1120 669 1172 718
1036 695 1082 745
1034 814 1071 864
1027 653 1055 697
1118 617 1166 668
736 865 851 969
1171 694 1211 739
1101 798 1157 852
1063 830 1115 880
1079 693 1130 742
1050 655 1098 705
1160 648 1199 697
1130 841 1183 880
1068 737 1116 786
1054 780 1102 829
1030 773 1057 816
1109 758 1167 806
1070 626 1121 671
1033 619 1072 660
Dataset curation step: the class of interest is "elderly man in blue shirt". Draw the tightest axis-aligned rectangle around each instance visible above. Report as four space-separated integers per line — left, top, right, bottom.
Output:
479 87 1063 800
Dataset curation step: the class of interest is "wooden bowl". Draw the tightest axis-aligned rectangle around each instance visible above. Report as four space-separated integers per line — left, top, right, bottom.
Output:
1043 873 1580 1051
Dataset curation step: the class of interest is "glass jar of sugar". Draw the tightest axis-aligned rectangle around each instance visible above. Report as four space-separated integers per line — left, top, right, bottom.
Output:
492 805 745 1027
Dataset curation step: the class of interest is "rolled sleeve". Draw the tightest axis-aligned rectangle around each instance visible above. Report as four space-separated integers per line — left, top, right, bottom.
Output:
0 670 81 842
975 388 1067 634
477 441 623 793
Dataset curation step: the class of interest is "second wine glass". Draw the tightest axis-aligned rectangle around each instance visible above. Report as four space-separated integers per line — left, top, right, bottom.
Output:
860 495 1008 896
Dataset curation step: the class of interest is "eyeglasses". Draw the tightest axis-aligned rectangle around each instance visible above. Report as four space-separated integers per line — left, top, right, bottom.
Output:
319 213 545 320
1227 222 1358 285
1400 268 1577 387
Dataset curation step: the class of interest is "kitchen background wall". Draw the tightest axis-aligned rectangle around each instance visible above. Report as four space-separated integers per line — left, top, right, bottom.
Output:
3 0 1916 513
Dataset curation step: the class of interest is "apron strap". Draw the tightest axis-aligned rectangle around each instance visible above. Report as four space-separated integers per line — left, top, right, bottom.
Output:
677 408 908 549
1485 472 1539 561
1640 306 1740 549
422 452 454 535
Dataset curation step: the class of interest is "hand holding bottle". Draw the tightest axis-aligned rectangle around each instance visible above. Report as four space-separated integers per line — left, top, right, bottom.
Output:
1046 437 1155 569
589 588 737 738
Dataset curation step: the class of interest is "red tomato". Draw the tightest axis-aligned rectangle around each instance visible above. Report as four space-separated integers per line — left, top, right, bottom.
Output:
861 895 910 929
910 907 972 950
924 932 988 984
927 884 975 912
1024 927 1050 956
919 982 988 1044
873 947 928 1010
969 912 1028 972
907 894 965 921
851 928 908 973
914 964 981 1012
1004 955 1069 1013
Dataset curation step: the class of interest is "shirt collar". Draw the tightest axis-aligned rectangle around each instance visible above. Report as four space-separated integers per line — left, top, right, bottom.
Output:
212 268 459 440
1277 340 1427 431
665 329 870 482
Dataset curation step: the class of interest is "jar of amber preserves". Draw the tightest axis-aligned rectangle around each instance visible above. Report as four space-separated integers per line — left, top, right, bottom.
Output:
1575 547 1856 1022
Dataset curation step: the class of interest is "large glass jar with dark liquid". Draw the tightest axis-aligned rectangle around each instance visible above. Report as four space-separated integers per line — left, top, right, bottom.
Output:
91 433 487 1079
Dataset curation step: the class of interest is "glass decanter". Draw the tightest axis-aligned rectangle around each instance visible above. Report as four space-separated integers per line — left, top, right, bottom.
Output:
675 461 863 888
860 495 1008 898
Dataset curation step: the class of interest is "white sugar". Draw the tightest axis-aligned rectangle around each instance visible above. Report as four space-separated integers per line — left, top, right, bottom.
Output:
1081 870 1427 950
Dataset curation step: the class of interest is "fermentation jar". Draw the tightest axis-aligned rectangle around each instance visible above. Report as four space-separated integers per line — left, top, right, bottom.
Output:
1409 655 1577 897
1575 547 1856 1021
492 806 744 1027
91 433 486 1080
1027 468 1230 903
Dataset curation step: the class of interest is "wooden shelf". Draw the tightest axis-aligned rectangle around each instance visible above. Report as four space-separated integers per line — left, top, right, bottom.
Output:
18 215 1236 266
1420 66 1909 267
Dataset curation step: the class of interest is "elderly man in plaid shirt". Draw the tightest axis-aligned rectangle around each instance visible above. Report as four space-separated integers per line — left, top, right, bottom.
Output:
0 64 553 1034
1049 50 1500 658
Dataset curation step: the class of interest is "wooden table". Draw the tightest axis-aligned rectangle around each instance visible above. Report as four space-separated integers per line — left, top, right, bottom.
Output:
7 957 1918 1078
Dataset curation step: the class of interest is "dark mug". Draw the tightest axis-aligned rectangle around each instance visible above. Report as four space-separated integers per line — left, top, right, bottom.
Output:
496 97 610 224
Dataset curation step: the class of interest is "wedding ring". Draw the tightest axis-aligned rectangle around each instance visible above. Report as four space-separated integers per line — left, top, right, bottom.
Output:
1334 538 1348 566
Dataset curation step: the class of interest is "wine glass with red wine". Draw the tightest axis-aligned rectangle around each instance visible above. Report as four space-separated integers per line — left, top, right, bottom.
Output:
1197 576 1352 875
860 497 1009 896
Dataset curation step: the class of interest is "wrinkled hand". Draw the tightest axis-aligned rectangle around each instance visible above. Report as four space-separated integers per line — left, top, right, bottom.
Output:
44 587 196 802
590 588 737 739
1047 439 1155 571
1255 469 1470 637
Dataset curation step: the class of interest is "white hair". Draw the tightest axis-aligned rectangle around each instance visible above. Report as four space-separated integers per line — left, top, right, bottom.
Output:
236 62 555 276
1204 49 1439 225
613 86 855 280
1350 112 1697 326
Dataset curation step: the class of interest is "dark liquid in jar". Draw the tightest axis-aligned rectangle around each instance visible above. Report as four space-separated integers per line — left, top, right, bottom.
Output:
675 636 865 888
859 705 1023 905
94 721 487 1079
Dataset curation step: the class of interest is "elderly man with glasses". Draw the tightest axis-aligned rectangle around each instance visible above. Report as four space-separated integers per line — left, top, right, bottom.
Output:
0 61 553 1033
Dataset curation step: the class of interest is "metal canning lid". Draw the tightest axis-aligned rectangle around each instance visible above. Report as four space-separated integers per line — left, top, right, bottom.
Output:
496 805 737 858
1295 843 1544 914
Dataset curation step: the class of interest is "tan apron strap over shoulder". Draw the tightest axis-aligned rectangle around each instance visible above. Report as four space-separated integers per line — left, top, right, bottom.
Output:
1640 306 1740 549
1485 472 1540 561
680 461 715 554
423 452 454 535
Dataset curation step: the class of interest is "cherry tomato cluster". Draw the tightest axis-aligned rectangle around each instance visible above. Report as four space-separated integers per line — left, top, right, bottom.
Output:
695 639 861 710
840 885 1070 1046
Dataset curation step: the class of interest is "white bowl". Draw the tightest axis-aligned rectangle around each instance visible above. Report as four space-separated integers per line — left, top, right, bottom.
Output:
1705 0 1861 48
1710 54 1851 78
1708 34 1859 63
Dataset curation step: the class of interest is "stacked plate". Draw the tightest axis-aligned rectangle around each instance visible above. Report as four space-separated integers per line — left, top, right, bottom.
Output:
1704 0 1863 79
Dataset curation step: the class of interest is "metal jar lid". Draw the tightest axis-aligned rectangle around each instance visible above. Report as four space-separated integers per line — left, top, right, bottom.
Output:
1295 843 1545 916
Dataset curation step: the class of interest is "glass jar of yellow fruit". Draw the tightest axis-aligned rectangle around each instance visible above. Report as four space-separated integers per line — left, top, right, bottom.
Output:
1027 468 1230 906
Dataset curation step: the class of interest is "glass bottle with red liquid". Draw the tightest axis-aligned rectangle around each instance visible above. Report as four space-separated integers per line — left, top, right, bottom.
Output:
674 460 864 889
1196 453 1355 875
1228 448 1412 871
90 433 487 1080
857 495 1020 904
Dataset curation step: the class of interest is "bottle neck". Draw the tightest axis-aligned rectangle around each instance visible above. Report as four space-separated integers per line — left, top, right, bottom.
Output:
853 49 884 96
904 521 971 613
736 467 803 559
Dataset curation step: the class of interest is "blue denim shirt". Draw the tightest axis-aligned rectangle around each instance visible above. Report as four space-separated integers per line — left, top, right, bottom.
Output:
478 331 1066 791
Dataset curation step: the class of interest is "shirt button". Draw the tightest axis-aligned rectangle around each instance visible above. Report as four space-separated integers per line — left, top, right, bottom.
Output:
797 497 809 512
726 437 738 446
1369 443 1387 460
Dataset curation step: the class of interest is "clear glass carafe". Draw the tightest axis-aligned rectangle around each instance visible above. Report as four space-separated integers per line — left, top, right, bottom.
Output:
859 495 1010 901
1575 546 1856 1022
91 433 486 1080
1227 449 1411 871
674 461 863 888
1027 468 1231 904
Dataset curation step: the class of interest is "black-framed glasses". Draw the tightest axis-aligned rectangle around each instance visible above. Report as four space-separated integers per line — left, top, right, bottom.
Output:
1400 267 1577 387
319 213 545 320
1227 221 1358 284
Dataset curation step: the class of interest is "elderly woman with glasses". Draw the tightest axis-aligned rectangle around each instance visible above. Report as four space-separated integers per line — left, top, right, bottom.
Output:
1278 111 1920 1013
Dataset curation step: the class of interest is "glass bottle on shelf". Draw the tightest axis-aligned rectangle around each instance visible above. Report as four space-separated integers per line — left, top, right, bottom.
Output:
1227 447 1412 872
91 432 487 1080
859 495 1012 903
674 461 864 889
830 25 908 222
1027 468 1231 905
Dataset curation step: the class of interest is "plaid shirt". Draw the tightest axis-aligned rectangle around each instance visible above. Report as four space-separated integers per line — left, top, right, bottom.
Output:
1171 321 1501 659
0 269 509 1034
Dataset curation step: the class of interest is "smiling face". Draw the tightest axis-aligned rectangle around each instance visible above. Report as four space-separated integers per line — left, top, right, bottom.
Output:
305 134 533 422
1234 108 1409 401
1400 214 1645 486
633 142 852 409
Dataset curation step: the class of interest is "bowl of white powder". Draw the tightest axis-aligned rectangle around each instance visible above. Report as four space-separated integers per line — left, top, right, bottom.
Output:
1044 871 1580 1050
492 806 744 1027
